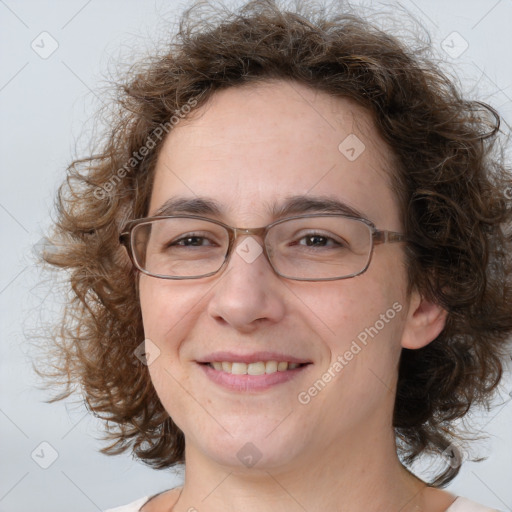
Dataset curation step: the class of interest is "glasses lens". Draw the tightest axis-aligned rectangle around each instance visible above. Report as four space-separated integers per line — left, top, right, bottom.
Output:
129 215 373 280
131 218 228 278
266 216 372 280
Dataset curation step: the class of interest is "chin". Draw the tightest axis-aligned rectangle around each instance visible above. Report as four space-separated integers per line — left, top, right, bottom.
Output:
196 425 307 471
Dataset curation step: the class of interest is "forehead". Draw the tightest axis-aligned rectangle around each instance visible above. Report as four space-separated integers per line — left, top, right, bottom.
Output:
149 80 400 229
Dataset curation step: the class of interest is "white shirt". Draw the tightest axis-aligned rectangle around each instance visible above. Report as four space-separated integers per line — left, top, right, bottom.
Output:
103 495 501 511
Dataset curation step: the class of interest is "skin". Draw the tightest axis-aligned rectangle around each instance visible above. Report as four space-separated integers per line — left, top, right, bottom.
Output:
138 80 451 512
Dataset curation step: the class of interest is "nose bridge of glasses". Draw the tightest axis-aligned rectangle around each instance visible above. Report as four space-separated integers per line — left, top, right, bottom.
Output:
226 226 271 268
231 226 267 243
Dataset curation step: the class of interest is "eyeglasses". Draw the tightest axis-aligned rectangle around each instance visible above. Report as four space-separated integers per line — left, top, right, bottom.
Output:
119 214 406 281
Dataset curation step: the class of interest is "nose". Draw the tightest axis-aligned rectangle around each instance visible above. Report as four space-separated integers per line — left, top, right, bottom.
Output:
206 235 286 333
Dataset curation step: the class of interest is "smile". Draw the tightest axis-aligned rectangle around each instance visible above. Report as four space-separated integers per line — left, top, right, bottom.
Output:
206 361 306 375
199 361 311 392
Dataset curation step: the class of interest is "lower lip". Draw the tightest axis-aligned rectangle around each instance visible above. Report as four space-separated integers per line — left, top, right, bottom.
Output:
198 363 310 392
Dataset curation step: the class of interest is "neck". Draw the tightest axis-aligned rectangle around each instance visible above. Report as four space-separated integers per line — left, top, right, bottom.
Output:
172 422 429 512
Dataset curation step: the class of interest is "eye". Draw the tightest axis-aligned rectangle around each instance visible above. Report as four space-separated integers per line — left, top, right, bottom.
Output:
171 234 217 247
297 234 338 247
291 231 347 249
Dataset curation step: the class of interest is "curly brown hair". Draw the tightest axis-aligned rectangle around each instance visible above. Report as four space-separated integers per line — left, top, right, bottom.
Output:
40 0 512 486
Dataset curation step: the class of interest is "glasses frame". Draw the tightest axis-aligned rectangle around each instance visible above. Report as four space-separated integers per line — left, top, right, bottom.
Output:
119 213 406 281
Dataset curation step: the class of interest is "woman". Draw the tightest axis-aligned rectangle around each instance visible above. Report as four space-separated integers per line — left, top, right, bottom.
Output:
41 1 512 511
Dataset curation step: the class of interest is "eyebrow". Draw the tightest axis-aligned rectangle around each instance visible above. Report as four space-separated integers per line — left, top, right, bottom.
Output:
150 195 367 221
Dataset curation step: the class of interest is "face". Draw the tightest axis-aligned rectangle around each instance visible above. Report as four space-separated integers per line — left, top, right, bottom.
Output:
139 80 413 471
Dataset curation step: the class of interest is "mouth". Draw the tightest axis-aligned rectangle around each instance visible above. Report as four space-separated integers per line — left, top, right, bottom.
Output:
201 361 310 375
196 353 312 392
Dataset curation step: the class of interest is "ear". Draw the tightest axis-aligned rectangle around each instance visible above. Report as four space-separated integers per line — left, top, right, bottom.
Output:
401 290 447 349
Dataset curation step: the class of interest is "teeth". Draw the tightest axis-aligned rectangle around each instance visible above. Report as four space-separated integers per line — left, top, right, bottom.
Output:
247 362 266 375
278 361 288 371
208 361 304 375
231 362 247 375
265 361 278 374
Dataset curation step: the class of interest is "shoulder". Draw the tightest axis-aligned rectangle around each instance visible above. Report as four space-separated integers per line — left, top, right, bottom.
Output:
446 496 501 512
103 487 182 512
103 496 149 512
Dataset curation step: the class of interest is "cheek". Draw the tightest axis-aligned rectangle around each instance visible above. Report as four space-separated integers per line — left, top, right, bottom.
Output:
290 272 408 439
309 257 409 389
139 278 196 424
139 279 166 343
139 276 199 344
306 269 406 346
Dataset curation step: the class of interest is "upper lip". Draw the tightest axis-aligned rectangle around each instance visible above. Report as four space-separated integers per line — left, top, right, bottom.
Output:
196 351 312 364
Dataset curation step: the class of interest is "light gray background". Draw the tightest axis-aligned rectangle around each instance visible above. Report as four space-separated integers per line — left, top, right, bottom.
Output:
0 1 511 511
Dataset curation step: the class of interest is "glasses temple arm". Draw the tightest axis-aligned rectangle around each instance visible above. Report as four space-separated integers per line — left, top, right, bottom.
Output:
373 230 406 244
